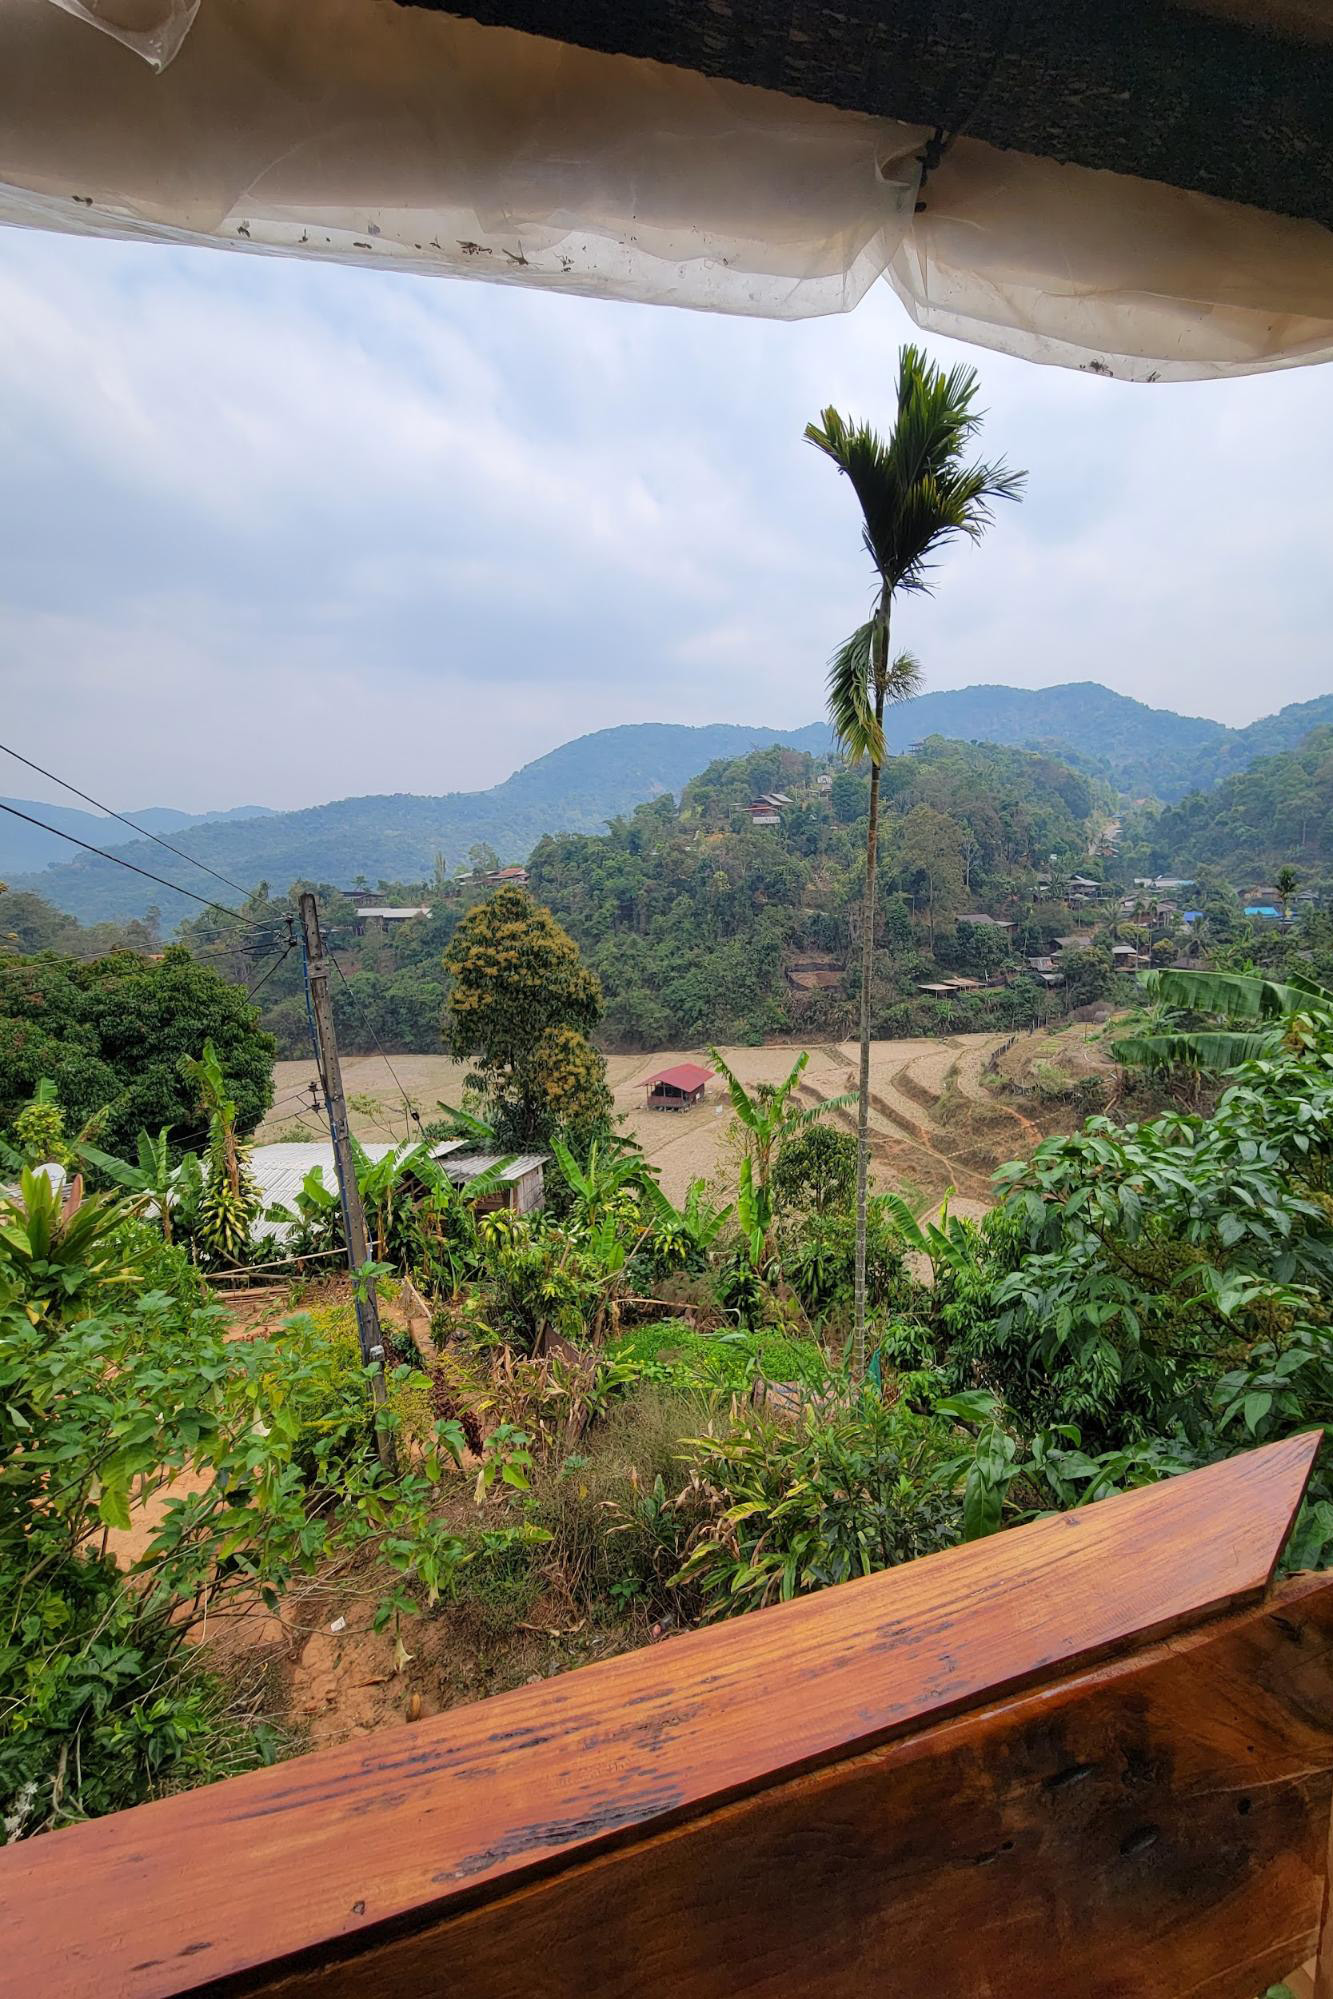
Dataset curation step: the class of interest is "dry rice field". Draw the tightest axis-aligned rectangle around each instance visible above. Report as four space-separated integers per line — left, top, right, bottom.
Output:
261 1028 1101 1214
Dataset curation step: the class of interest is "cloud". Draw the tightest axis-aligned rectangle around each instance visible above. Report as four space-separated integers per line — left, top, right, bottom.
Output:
0 226 1329 813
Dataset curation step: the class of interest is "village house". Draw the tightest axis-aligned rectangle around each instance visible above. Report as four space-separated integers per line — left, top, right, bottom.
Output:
641 1062 714 1110
747 791 790 826
351 904 430 936
956 913 1013 931
250 1139 547 1239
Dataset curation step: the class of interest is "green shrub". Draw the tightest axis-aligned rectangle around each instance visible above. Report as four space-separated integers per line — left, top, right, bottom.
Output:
674 1391 959 1617
529 1388 712 1619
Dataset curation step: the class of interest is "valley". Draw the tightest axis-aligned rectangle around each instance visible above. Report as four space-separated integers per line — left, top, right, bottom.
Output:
263 1024 1110 1210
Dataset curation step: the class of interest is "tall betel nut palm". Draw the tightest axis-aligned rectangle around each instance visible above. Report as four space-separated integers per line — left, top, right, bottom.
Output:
806 346 1025 1372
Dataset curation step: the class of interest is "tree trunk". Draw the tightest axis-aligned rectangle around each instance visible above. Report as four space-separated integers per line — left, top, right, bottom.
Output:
853 603 889 1375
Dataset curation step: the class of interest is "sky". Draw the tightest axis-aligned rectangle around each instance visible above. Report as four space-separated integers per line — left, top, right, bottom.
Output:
0 225 1330 813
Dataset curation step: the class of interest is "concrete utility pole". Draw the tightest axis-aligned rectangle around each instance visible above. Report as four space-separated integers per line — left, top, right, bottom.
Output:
297 891 395 1472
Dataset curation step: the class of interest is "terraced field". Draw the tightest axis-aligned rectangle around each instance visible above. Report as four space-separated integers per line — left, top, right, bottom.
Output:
265 1031 1094 1212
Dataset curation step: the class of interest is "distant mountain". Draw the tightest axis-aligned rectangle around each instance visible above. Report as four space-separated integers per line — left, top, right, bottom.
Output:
887 683 1333 798
1143 728 1333 880
11 688 1330 927
7 722 833 925
0 798 274 874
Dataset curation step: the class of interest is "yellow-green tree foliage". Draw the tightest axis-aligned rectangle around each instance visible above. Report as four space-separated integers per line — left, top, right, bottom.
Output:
443 887 611 1146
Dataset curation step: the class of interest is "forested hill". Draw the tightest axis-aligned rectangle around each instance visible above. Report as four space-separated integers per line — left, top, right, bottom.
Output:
7 721 833 926
12 686 1331 926
1135 729 1333 880
525 738 1104 1047
159 736 1109 1057
887 683 1333 797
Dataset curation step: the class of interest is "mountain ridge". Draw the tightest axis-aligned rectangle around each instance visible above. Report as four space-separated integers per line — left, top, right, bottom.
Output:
8 688 1331 926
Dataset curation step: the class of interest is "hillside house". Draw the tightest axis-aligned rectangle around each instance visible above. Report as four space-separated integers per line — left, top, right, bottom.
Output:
250 1140 546 1236
642 1062 714 1110
480 865 529 887
1111 943 1145 968
352 905 430 936
437 1148 547 1215
748 792 790 826
956 913 1013 932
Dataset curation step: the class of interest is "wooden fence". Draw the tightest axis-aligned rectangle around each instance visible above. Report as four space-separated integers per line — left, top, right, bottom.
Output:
3 1435 1333 1996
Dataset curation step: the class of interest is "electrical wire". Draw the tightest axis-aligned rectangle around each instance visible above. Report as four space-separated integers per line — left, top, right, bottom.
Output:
0 800 250 923
243 939 297 1001
0 739 258 900
328 952 420 1134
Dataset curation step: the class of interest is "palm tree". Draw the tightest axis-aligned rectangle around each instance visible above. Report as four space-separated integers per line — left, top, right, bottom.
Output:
806 348 1024 1370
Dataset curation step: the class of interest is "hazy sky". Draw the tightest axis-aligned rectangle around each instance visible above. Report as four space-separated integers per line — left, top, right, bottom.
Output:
1 225 1329 813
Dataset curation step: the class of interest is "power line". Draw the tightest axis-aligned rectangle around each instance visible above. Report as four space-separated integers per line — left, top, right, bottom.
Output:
0 740 257 901
243 940 297 1001
328 952 420 1135
0 800 249 924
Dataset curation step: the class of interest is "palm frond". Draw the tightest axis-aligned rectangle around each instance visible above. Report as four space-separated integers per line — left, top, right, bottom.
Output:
826 620 883 764
806 346 1025 597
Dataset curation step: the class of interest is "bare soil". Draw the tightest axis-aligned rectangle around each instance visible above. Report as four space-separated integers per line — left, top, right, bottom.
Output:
265 1028 1114 1214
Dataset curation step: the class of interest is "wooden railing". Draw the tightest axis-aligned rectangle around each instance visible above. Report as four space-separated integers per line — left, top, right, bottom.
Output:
4 1434 1333 1996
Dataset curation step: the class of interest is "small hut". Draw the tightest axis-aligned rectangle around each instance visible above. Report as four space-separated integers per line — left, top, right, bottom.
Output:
642 1062 714 1111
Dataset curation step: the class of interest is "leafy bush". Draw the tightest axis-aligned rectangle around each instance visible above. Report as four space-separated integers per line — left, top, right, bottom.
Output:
673 1392 959 1617
528 1388 711 1620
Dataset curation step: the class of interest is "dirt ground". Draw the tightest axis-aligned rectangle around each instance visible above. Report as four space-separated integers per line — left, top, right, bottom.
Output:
263 1028 1114 1213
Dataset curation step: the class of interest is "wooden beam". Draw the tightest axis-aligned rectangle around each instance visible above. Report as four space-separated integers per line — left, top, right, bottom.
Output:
257 1574 1333 1999
0 1436 1321 1997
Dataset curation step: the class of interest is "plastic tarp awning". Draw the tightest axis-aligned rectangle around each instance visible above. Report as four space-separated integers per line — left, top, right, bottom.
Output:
6 0 1333 381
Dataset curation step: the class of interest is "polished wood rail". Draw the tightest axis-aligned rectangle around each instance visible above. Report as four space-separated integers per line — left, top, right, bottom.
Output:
3 1434 1332 1997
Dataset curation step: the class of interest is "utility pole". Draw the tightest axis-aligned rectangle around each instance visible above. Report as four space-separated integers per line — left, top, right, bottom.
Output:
297 891 395 1473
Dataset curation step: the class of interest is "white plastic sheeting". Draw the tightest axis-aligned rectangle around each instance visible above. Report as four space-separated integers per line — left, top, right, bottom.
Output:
5 0 1333 380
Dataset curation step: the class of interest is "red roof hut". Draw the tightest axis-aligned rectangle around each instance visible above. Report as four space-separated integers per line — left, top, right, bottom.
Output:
642 1062 714 1111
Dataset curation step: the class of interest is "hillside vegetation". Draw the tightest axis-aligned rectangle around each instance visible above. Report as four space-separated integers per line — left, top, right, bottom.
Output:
12 686 1332 926
1129 728 1333 881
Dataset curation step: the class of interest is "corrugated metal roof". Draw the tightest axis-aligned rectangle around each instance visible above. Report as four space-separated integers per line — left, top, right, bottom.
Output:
442 1152 547 1182
642 1063 714 1091
356 906 430 919
251 1142 393 1236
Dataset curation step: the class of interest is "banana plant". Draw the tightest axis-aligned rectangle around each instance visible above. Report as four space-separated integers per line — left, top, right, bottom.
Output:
1112 967 1333 1074
710 1049 855 1264
638 1175 733 1270
0 1166 138 1331
878 1191 980 1290
710 1049 856 1204
549 1136 658 1229
82 1129 204 1246
261 1163 342 1260
180 1039 259 1266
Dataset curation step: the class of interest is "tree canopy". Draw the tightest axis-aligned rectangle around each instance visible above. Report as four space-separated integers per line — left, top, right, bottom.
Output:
0 947 274 1155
